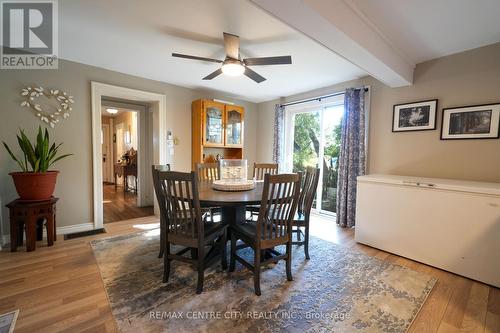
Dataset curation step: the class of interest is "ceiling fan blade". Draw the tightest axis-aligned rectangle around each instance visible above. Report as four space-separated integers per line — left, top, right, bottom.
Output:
172 53 223 63
243 56 292 66
244 67 266 83
223 32 240 59
202 68 223 80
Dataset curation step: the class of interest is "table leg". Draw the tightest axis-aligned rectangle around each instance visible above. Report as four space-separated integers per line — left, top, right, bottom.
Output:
10 215 17 252
53 207 57 241
221 205 246 242
47 213 54 247
220 205 246 226
36 219 43 241
25 217 37 252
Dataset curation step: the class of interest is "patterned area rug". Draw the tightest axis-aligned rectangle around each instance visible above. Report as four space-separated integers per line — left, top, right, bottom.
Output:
91 229 436 333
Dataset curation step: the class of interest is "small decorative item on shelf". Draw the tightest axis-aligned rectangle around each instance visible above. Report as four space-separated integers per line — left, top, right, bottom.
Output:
3 126 73 200
213 159 254 191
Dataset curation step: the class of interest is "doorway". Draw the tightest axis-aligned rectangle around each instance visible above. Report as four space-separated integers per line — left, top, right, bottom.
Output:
91 82 168 230
101 106 153 223
284 95 344 216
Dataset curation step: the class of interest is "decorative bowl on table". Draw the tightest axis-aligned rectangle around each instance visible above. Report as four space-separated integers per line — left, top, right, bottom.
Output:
212 179 255 191
213 159 254 191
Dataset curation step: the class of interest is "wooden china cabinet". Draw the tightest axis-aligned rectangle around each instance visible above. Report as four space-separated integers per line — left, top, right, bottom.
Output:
192 99 244 170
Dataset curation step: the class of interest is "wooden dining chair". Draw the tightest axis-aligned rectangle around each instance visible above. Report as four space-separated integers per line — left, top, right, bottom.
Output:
195 162 221 222
252 163 278 180
248 163 279 219
196 163 219 182
292 167 320 260
152 164 171 258
229 173 301 296
153 170 228 294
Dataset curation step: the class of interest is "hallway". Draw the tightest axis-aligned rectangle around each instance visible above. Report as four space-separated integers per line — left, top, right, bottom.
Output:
103 184 154 223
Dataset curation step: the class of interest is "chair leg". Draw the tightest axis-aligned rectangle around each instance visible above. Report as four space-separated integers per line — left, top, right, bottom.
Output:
229 231 236 272
196 247 205 294
286 241 293 281
221 229 228 270
158 217 164 258
297 227 301 241
304 222 310 260
254 248 261 296
163 242 171 283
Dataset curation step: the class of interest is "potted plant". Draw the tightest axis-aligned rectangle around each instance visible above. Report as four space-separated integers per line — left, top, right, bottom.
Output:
3 126 72 201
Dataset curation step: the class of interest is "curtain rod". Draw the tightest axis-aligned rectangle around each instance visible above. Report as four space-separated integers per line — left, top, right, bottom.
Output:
280 87 369 108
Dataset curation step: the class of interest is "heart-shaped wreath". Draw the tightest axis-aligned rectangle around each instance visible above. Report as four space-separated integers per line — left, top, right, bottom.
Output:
20 86 74 128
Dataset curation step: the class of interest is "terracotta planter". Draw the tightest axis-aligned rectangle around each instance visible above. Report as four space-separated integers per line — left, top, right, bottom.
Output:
9 171 59 201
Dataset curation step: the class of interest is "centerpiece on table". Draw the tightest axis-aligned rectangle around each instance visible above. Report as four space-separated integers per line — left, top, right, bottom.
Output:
212 159 254 191
3 126 72 201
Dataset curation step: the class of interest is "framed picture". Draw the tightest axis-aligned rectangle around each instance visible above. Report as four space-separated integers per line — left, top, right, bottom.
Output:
392 99 437 132
441 103 500 140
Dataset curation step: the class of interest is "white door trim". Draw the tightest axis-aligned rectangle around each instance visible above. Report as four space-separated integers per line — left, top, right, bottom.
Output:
91 82 167 230
101 123 112 182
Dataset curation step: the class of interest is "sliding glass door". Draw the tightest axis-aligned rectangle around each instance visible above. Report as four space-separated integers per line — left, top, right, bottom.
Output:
284 98 344 215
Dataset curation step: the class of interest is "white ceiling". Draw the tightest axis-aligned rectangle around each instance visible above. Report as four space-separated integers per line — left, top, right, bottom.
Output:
57 0 500 102
350 0 500 64
59 0 366 103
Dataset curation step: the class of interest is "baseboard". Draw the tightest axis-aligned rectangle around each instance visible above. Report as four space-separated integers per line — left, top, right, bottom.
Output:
0 222 94 247
57 223 95 235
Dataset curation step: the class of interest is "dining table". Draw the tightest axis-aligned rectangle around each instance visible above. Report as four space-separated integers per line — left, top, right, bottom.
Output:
196 180 279 259
197 180 264 225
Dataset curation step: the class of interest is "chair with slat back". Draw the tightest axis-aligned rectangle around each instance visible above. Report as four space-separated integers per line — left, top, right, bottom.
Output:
195 162 221 222
196 163 219 182
252 163 278 180
152 170 228 294
292 167 320 259
229 173 301 296
152 164 171 258
248 163 279 219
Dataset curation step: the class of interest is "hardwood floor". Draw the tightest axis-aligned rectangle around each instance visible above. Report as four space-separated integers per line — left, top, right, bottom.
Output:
103 184 154 224
0 214 498 333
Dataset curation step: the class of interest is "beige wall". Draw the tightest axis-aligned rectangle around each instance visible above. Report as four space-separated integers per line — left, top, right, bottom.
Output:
0 59 258 236
257 43 500 183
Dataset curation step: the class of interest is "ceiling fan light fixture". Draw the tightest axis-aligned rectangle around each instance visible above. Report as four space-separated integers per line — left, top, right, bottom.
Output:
221 61 245 76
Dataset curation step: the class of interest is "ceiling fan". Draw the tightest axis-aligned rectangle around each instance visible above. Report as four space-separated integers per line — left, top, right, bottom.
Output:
172 32 292 83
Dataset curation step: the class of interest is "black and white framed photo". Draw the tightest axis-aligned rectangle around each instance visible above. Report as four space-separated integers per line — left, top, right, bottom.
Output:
441 103 500 140
392 99 437 132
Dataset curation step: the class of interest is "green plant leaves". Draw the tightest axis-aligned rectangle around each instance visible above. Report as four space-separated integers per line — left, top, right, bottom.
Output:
2 126 73 172
2 141 27 171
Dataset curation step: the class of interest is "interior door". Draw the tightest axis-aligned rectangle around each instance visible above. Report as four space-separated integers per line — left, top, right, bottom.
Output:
101 124 112 182
115 123 124 185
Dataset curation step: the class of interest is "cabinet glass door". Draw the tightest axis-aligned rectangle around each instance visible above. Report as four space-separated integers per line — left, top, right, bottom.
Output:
225 106 244 146
203 103 224 146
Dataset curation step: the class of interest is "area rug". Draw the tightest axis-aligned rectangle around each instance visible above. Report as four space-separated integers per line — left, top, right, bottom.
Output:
90 229 436 333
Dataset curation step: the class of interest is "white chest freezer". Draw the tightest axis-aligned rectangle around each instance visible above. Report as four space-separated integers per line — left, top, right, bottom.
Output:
355 174 500 287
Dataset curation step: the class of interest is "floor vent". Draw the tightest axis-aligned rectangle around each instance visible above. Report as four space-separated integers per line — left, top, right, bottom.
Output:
64 228 106 240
